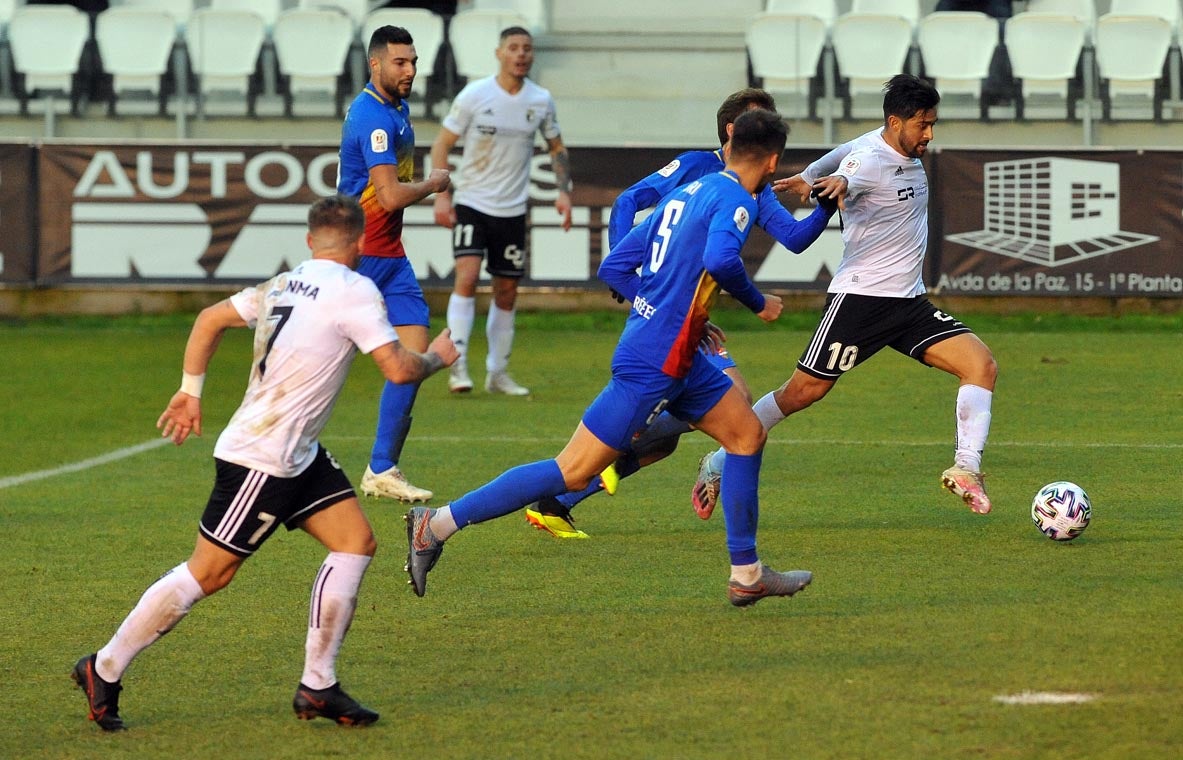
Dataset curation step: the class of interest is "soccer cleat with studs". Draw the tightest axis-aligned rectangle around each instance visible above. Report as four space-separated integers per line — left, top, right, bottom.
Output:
485 371 530 396
691 452 721 520
727 566 813 607
360 465 432 503
72 654 126 731
941 466 992 514
293 682 379 726
448 358 474 394
404 506 444 597
525 497 589 539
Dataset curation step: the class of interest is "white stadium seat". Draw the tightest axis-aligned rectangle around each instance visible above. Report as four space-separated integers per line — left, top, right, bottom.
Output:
184 8 267 116
1005 11 1087 119
111 0 195 32
831 12 914 118
851 0 920 27
8 4 89 117
1094 13 1173 119
298 0 367 32
765 0 837 28
212 0 282 32
473 0 546 34
917 11 999 118
95 7 177 115
363 8 445 95
746 12 828 118
1026 0 1096 39
273 8 354 117
450 9 529 80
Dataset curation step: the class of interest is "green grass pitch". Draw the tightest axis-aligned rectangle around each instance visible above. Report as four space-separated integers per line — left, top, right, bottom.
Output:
0 310 1180 759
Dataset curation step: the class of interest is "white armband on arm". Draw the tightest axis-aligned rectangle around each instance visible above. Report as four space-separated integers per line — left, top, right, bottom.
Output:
180 372 205 398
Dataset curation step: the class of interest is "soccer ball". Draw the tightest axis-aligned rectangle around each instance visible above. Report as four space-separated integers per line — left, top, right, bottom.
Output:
1031 481 1092 541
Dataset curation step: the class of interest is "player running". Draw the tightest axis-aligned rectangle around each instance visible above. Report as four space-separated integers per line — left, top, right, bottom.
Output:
524 88 837 539
71 196 457 731
692 74 998 519
404 109 812 607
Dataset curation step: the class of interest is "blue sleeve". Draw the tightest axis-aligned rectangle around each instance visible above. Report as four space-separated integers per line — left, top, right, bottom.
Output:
598 212 654 301
755 186 833 254
703 228 764 314
607 151 719 249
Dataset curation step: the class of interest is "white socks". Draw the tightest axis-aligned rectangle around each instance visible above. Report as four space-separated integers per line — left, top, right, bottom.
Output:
446 294 475 363
731 561 763 586
955 384 993 472
486 305 516 374
301 552 371 690
96 562 206 683
429 505 459 541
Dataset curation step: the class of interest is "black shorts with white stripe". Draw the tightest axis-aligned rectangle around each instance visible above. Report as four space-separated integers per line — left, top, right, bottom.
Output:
796 292 973 381
452 204 528 279
198 445 355 557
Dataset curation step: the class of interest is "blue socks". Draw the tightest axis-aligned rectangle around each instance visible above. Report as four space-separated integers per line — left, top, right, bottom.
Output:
369 380 419 472
450 459 567 527
719 451 762 566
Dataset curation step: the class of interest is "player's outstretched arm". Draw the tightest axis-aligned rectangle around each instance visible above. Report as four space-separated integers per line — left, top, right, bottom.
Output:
371 328 459 385
157 299 247 445
369 163 450 213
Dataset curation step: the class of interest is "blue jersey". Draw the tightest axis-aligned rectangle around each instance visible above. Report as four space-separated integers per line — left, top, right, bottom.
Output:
608 148 833 251
338 84 416 258
599 171 764 378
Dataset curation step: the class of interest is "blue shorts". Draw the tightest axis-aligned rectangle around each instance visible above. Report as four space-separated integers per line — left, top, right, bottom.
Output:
581 345 733 451
357 255 430 328
705 346 737 372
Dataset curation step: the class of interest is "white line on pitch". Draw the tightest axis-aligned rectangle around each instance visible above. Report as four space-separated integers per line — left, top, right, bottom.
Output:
0 438 173 490
993 691 1097 705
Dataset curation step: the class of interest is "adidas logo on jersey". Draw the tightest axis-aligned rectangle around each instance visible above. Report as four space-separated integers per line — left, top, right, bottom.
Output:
895 166 905 176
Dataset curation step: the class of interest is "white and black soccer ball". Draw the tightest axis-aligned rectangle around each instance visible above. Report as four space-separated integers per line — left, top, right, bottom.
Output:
1031 481 1092 541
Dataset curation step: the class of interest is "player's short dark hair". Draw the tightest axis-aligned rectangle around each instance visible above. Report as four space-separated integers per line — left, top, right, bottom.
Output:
309 195 365 237
368 25 414 58
499 26 532 42
716 88 777 147
882 74 940 122
728 109 788 161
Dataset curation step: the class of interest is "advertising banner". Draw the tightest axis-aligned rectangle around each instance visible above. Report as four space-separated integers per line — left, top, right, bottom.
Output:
0 143 37 284
33 142 839 290
935 149 1183 297
29 142 1183 296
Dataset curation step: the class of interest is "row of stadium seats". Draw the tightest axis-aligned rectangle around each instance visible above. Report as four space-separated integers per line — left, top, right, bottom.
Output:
0 1 538 120
752 1 1183 120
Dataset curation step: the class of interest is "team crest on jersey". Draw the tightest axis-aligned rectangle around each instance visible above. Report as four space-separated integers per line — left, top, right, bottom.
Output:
370 129 388 153
658 159 681 178
839 157 861 176
734 206 750 232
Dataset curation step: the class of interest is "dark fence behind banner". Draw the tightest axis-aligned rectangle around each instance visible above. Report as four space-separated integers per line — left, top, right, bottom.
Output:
5 141 1182 296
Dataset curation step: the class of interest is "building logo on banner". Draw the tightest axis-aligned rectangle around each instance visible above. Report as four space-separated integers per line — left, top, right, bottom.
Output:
944 157 1158 267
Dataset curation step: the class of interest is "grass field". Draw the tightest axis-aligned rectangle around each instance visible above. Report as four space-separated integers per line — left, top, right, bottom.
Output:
1 310 1180 759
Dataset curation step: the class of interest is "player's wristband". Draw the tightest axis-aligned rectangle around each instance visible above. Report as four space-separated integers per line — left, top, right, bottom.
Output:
180 371 205 398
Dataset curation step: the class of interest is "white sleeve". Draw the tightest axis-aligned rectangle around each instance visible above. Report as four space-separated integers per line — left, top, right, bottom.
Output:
336 279 398 354
801 142 854 185
832 147 881 200
228 285 262 327
441 83 475 138
540 92 561 141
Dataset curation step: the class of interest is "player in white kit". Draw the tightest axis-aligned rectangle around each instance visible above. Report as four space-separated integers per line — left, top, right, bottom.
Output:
72 196 458 732
431 25 573 396
693 75 998 517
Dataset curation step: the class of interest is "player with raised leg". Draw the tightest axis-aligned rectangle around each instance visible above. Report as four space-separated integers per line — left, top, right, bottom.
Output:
71 196 457 731
524 88 836 539
691 74 998 519
405 110 812 606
